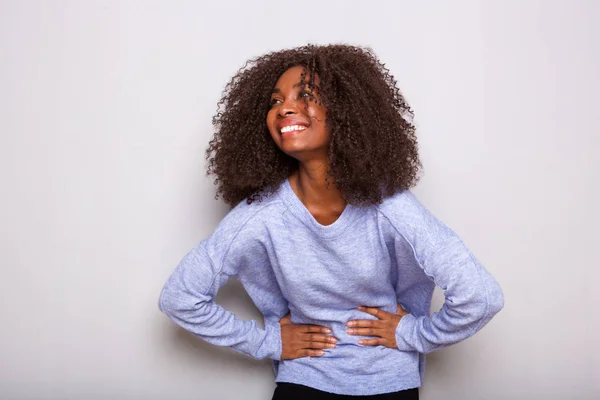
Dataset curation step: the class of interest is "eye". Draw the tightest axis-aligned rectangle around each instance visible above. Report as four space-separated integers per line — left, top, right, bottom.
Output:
299 90 315 100
270 98 282 106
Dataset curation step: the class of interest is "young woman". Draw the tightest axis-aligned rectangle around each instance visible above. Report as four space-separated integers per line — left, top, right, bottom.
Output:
159 44 504 399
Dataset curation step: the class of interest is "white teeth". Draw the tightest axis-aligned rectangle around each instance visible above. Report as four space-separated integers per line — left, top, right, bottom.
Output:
280 125 307 133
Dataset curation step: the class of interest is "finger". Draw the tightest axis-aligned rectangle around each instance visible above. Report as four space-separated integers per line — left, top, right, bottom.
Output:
346 327 382 336
357 306 389 319
304 334 338 344
301 325 332 334
297 349 325 358
303 340 336 349
279 314 292 325
358 338 385 346
346 319 382 328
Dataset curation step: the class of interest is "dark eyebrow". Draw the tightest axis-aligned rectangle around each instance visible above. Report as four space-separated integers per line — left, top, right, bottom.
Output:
271 82 312 95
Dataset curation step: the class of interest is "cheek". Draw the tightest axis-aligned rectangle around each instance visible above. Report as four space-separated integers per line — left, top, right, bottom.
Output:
266 109 274 127
307 106 329 139
307 102 327 123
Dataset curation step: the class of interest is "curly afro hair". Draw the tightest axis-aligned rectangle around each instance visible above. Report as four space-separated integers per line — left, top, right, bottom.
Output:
206 44 421 206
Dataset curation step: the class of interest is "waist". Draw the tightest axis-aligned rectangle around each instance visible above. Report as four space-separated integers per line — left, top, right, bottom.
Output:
275 345 421 396
289 304 399 331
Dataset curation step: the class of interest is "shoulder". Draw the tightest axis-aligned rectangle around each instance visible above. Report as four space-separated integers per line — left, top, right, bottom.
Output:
203 190 285 255
376 190 454 246
376 189 427 224
215 191 285 238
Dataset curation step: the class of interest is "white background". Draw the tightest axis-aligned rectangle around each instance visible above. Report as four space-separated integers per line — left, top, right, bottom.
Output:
1 1 599 399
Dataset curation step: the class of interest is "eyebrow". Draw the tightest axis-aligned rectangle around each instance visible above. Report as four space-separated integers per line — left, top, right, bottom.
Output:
271 82 310 94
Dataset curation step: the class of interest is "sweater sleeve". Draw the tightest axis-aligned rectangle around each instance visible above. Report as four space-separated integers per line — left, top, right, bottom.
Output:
158 208 282 360
384 191 504 354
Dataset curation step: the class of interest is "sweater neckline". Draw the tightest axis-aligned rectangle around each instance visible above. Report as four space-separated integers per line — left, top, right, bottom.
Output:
278 178 359 239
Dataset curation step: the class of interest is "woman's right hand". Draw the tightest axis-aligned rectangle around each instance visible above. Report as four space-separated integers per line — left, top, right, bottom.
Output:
279 314 337 359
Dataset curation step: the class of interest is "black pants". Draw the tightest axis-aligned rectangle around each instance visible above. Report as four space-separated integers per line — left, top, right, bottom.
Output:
272 383 419 400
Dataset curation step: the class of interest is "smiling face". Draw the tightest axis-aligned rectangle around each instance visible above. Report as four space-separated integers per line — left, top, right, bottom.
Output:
266 66 330 160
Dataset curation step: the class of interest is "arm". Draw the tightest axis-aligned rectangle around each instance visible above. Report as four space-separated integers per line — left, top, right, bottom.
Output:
389 192 504 354
158 214 282 360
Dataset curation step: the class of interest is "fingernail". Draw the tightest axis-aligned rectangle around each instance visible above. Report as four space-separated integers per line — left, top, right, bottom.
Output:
327 343 336 348
318 350 325 356
330 337 338 343
358 340 365 345
324 328 332 334
347 321 354 327
347 329 354 334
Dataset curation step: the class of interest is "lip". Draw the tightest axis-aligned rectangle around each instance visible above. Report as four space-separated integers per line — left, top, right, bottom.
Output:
276 118 310 135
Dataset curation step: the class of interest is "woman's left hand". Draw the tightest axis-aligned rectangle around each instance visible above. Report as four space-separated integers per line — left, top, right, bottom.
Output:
346 304 408 348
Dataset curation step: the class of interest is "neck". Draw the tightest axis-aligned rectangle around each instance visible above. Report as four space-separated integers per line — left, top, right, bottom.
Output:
289 159 346 208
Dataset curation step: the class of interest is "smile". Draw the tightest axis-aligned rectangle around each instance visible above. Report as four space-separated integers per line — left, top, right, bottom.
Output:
280 125 307 134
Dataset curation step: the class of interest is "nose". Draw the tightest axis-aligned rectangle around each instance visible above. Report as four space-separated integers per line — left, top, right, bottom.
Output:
278 98 299 117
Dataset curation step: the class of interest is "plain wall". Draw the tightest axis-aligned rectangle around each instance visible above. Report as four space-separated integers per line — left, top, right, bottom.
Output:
1 1 598 399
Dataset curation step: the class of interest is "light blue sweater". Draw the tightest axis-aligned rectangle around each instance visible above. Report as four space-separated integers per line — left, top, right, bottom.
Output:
158 179 504 395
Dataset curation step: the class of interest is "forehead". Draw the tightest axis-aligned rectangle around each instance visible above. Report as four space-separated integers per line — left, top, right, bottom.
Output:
273 65 320 89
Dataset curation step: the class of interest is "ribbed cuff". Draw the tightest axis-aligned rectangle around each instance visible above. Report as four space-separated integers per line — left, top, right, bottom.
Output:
395 313 417 352
258 319 282 360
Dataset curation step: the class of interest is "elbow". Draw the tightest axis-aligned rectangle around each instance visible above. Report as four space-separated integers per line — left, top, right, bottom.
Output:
158 283 186 317
158 283 212 324
473 278 504 325
158 286 174 315
487 280 505 317
458 278 504 329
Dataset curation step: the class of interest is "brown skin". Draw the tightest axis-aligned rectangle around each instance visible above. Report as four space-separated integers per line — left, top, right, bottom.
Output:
203 44 422 361
206 44 421 207
279 315 337 359
347 305 408 348
266 66 346 226
269 67 410 359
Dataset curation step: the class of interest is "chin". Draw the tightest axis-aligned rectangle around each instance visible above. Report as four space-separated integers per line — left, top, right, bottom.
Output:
281 146 326 159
